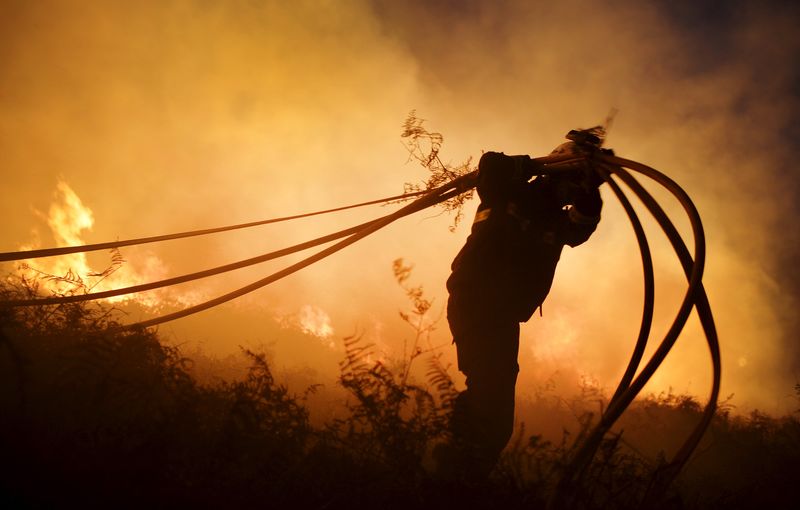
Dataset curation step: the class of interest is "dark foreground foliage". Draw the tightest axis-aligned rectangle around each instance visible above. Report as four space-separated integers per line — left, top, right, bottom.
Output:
1 281 798 509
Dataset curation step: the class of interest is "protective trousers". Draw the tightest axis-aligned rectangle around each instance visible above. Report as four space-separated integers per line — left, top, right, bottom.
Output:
445 295 520 480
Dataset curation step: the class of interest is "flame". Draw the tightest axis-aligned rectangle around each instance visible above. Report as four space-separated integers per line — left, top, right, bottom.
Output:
48 181 94 247
276 304 336 348
18 180 199 309
298 305 335 340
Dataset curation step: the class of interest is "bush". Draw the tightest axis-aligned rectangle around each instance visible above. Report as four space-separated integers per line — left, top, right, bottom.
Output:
2 275 798 509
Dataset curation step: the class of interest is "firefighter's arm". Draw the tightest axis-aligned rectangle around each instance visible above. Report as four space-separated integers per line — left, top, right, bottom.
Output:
561 184 602 247
476 152 537 205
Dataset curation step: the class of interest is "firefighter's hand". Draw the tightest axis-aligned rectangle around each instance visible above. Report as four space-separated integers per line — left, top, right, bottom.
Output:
582 148 616 189
557 177 602 215
574 186 602 216
510 155 544 181
582 166 605 190
555 178 583 207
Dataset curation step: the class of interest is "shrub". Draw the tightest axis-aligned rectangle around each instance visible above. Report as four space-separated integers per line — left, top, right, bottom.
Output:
2 273 798 509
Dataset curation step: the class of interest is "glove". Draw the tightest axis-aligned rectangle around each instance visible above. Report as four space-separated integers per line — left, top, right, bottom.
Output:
582 148 615 189
573 186 602 216
581 166 605 190
510 155 543 181
555 176 602 215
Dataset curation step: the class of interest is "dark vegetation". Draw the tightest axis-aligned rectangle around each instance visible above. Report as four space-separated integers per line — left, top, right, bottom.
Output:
1 268 799 510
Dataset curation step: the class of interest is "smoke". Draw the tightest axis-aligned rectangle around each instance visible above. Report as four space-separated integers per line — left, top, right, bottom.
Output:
1 0 797 413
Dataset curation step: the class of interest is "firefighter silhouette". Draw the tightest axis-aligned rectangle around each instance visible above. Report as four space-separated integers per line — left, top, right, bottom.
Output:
439 150 603 480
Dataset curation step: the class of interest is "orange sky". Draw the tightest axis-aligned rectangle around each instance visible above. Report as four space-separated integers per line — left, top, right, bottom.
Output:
1 0 798 415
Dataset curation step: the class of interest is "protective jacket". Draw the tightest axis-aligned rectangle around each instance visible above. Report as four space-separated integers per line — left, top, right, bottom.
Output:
446 151 602 322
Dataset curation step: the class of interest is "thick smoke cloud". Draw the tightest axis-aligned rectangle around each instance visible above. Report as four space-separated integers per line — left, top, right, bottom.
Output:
1 0 797 413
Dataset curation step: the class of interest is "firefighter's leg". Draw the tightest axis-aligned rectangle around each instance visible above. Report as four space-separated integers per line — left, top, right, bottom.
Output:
440 311 520 481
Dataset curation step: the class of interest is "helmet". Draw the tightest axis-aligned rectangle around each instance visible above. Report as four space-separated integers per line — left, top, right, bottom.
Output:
549 126 606 157
549 141 580 157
